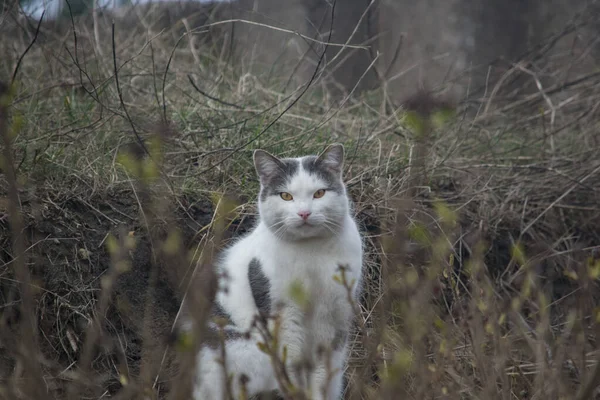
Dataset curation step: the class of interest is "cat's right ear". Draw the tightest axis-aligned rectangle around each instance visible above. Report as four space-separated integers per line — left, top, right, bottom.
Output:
253 149 282 183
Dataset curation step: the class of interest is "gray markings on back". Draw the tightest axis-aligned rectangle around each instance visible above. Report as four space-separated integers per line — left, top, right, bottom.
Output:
248 258 271 315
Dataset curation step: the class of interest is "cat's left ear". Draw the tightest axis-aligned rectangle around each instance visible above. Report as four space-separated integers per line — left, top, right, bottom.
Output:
253 149 283 183
316 143 344 175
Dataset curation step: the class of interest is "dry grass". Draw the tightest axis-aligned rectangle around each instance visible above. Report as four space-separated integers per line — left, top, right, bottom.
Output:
0 2 599 399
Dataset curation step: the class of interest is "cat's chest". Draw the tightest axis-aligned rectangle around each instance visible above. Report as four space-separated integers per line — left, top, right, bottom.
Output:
263 245 356 333
263 238 350 273
262 241 354 299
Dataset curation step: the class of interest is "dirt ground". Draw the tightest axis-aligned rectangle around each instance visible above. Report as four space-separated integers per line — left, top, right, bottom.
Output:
0 183 383 396
0 185 215 394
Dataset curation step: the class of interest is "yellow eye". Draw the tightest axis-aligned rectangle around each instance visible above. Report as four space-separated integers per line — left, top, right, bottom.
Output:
280 192 293 201
313 189 326 199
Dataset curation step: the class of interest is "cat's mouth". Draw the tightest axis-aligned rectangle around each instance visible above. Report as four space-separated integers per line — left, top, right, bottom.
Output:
295 219 316 228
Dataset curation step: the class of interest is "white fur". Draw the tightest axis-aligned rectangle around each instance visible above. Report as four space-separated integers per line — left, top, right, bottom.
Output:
193 146 363 400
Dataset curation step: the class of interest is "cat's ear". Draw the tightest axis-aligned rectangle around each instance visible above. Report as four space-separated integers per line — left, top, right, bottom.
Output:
316 143 344 175
253 149 282 182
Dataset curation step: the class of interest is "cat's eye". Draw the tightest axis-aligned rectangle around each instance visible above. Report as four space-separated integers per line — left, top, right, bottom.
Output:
280 192 293 201
313 189 326 199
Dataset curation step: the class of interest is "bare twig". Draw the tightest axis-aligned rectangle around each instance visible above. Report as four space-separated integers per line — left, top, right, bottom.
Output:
187 75 243 109
111 22 148 157
194 19 368 50
10 10 44 85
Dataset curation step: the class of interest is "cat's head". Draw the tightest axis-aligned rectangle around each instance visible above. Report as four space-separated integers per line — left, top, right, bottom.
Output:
253 144 349 240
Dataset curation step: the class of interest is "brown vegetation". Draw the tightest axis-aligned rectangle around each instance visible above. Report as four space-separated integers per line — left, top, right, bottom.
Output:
0 1 599 399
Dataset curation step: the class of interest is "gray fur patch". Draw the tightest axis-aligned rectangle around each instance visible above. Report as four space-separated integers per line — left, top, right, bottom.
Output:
301 156 344 194
203 302 247 348
248 258 271 315
332 329 348 351
259 159 299 201
204 323 247 349
212 302 232 322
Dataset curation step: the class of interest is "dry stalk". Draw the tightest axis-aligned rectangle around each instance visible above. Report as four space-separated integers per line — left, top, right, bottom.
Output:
0 81 47 399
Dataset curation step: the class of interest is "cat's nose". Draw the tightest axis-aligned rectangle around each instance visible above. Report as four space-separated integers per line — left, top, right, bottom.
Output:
297 210 311 220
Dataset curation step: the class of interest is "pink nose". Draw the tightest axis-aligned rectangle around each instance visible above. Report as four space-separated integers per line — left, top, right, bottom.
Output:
297 210 311 220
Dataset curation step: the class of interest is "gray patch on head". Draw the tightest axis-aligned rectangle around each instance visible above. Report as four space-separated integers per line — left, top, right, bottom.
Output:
301 156 345 194
332 329 348 351
259 158 299 202
248 258 271 316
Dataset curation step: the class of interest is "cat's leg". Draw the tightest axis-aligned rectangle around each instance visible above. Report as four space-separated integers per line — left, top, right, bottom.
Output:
310 348 347 400
274 307 313 392
194 339 278 400
273 308 348 400
281 345 346 399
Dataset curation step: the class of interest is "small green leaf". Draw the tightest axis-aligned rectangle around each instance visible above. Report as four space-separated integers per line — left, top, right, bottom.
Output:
105 234 118 255
288 280 309 309
408 223 430 245
511 242 527 266
431 107 456 129
142 158 159 181
403 111 426 137
564 269 578 281
163 229 182 255
117 152 141 178
477 300 488 313
588 259 600 280
176 331 195 351
433 200 457 227
498 313 506 325
256 342 269 354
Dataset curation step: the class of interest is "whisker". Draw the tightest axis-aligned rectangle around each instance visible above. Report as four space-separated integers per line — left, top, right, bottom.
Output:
272 224 287 238
322 223 338 236
268 220 287 230
324 219 343 230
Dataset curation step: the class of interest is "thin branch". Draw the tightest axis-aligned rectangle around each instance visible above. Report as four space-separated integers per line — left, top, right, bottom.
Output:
11 10 44 85
0 81 47 399
187 75 243 109
111 22 148 157
194 18 368 50
162 33 188 123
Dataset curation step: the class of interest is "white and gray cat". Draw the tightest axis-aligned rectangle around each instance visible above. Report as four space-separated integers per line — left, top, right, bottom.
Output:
189 144 364 400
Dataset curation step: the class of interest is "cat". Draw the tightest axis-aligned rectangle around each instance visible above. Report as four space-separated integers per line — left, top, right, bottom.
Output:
189 144 364 400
